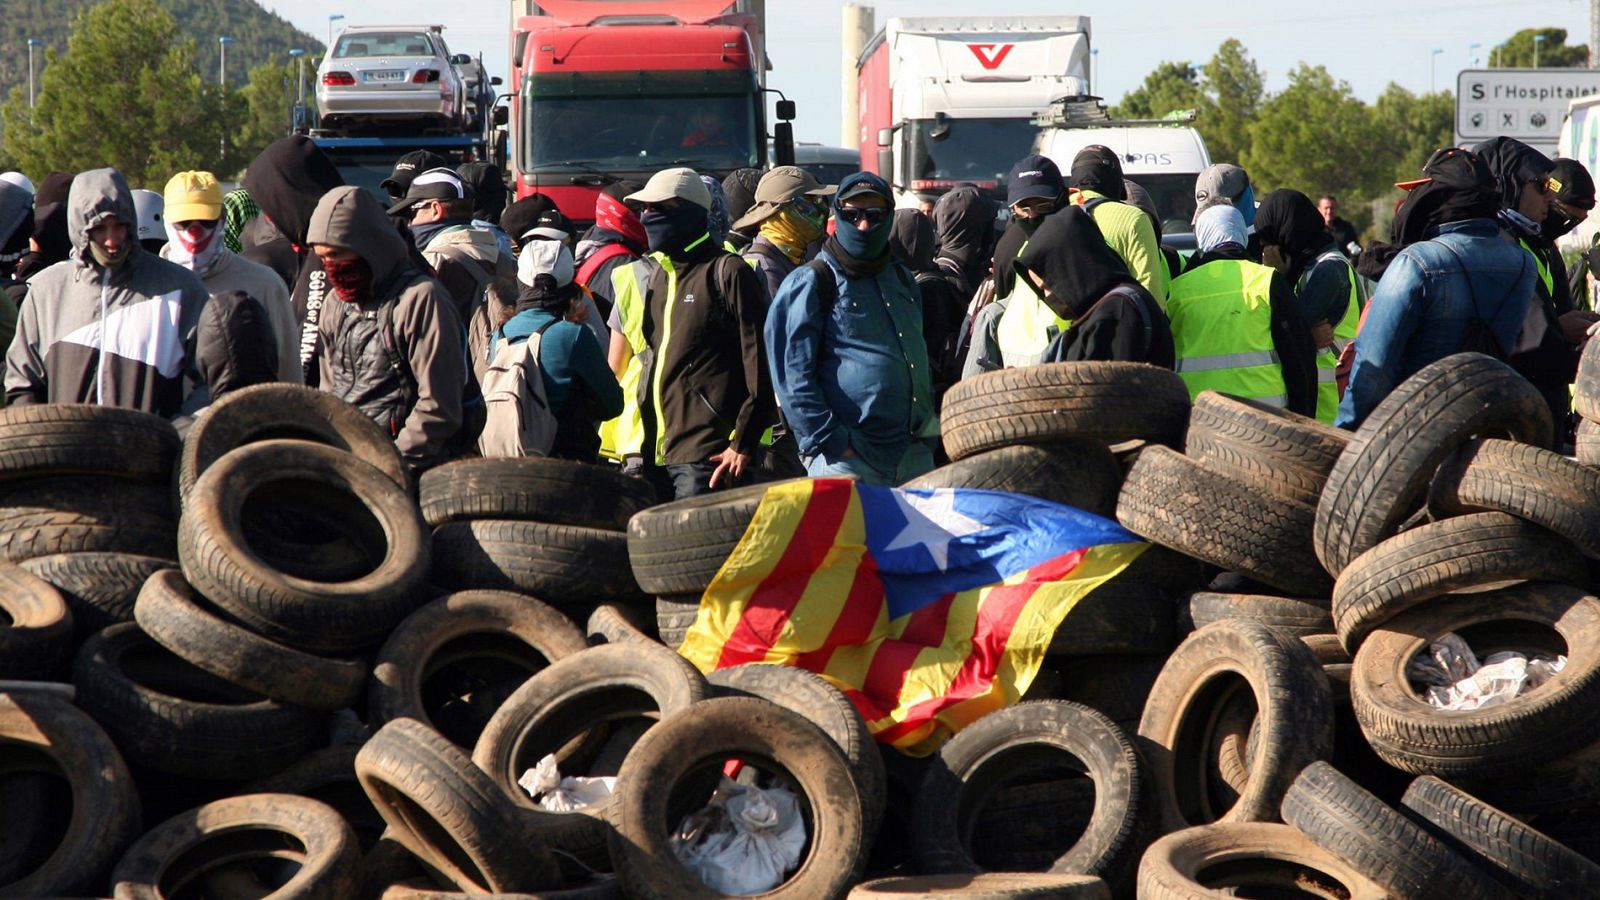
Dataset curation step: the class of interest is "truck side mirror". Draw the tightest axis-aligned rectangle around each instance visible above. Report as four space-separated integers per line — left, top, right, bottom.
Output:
876 127 893 147
450 54 470 65
493 106 509 126
930 111 951 141
490 76 503 86
774 122 796 166
877 148 894 182
776 99 796 121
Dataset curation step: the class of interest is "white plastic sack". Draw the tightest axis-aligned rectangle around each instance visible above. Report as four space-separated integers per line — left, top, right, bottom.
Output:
671 776 807 895
1408 631 1566 711
517 754 616 813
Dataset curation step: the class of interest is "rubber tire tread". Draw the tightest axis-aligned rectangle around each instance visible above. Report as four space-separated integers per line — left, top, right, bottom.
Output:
1579 417 1600 467
626 481 779 595
133 569 367 711
940 362 1191 460
903 442 1124 517
0 404 178 482
1184 391 1350 507
1576 335 1600 421
1430 438 1600 558
1136 821 1389 900
21 552 175 636
1047 580 1176 656
110 793 361 900
1138 619 1334 831
0 478 175 563
1313 352 1553 576
849 873 1110 898
606 696 867 899
430 519 642 609
1332 511 1587 652
654 594 700 650
1401 775 1600 899
1183 592 1333 637
1117 445 1330 597
0 562 72 679
419 457 658 531
355 717 563 894
1349 583 1600 778
1279 761 1504 900
586 600 659 646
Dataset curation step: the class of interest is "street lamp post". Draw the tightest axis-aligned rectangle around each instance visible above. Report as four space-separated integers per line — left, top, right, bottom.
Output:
289 48 307 133
1091 47 1099 94
219 36 234 86
1469 42 1482 68
26 38 41 108
328 14 345 50
1430 48 1444 93
1535 34 1546 69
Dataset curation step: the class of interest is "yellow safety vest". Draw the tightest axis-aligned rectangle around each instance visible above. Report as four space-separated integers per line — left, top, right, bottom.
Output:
1520 237 1555 299
1306 251 1363 424
1167 258 1287 405
995 240 1072 368
598 256 656 461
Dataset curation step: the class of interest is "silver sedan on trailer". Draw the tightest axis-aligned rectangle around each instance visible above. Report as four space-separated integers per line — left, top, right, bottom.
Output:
316 26 466 133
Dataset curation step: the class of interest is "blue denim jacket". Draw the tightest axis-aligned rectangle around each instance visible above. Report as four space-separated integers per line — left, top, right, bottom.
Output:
765 250 935 476
1336 219 1537 427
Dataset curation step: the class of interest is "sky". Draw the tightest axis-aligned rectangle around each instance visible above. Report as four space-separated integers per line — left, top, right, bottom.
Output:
263 0 1589 145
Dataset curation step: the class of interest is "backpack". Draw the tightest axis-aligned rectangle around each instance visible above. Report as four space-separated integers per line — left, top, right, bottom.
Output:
477 319 561 458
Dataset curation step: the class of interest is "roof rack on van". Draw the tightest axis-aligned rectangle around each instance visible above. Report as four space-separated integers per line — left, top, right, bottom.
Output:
1034 95 1198 129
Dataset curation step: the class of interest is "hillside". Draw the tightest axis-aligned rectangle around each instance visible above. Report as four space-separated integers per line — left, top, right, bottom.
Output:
0 0 321 102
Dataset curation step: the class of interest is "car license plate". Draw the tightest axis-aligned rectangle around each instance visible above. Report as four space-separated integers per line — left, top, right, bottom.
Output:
363 70 404 83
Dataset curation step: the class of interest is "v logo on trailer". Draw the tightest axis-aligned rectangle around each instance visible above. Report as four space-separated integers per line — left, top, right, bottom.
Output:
967 44 1014 70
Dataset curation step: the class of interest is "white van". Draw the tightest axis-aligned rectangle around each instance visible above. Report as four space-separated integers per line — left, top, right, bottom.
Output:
1035 124 1212 236
1556 94 1600 254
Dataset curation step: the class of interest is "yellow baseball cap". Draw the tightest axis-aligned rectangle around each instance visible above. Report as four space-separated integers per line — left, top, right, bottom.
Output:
163 171 223 223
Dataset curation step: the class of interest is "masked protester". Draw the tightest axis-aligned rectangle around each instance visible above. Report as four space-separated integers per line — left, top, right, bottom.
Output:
967 155 1068 376
309 186 467 475
702 175 732 250
5 168 208 416
736 166 837 299
766 172 936 485
722 167 764 249
575 180 647 316
622 167 776 499
1557 159 1600 310
891 208 966 401
162 171 300 385
0 181 34 357
1068 145 1168 304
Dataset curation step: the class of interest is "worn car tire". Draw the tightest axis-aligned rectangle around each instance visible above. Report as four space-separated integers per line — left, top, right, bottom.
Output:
1118 445 1330 597
419 457 657 531
1138 620 1334 831
1047 580 1176 657
1578 417 1600 467
626 481 786 595
1430 438 1600 558
1350 582 1600 778
431 519 642 611
607 696 867 899
0 404 178 482
369 590 588 748
1184 391 1350 507
21 552 175 636
0 477 176 563
904 442 1124 517
914 701 1146 891
653 594 701 650
586 600 658 646
1280 761 1504 900
471 643 711 869
1314 352 1553 576
1043 655 1168 732
1576 337 1600 421
1402 775 1600 898
0 692 140 898
1136 822 1389 900
941 362 1191 460
1181 592 1333 637
110 793 361 900
71 623 324 780
1331 511 1587 652
0 562 72 680
850 873 1110 898
179 439 430 655
133 568 368 711
243 743 388 851
177 382 406 506
356 718 564 894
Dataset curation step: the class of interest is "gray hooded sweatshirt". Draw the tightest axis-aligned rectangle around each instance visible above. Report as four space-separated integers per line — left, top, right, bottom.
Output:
5 168 208 416
310 186 466 472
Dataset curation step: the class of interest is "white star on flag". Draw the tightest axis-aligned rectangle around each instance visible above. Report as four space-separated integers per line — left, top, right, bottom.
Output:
882 489 989 571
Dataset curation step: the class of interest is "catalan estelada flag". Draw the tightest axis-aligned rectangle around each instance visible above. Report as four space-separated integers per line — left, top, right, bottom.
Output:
677 478 1148 755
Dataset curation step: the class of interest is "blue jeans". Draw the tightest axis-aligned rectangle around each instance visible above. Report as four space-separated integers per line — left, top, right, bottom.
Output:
804 441 935 486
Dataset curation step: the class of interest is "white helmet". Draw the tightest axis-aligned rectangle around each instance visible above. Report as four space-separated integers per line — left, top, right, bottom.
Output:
0 172 35 195
131 189 165 243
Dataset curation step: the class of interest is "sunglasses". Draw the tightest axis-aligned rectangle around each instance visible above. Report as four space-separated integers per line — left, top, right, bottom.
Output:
790 195 823 218
836 206 890 227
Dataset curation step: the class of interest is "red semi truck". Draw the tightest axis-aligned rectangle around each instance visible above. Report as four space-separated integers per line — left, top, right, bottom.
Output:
506 0 793 220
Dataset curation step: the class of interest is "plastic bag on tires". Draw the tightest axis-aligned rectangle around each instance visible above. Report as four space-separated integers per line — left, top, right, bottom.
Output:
518 753 616 812
670 776 807 895
1407 631 1567 710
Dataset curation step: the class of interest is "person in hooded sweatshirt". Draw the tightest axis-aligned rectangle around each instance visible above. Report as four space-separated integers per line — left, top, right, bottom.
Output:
767 172 936 485
1067 145 1168 305
722 167 764 251
977 155 1071 374
891 208 964 402
1012 205 1174 370
5 168 208 416
1339 148 1537 428
389 167 515 330
1255 189 1363 423
626 167 776 499
456 161 515 260
1165 205 1313 412
0 181 34 356
574 180 647 316
16 173 73 283
309 186 467 475
240 136 345 384
161 171 300 385
932 184 993 294
737 166 836 300
172 291 281 436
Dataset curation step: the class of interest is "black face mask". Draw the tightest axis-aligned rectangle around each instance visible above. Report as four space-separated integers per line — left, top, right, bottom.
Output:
1017 214 1048 236
642 204 709 258
1543 209 1581 241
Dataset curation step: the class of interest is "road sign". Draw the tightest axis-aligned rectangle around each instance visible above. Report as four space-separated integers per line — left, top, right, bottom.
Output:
1456 68 1600 149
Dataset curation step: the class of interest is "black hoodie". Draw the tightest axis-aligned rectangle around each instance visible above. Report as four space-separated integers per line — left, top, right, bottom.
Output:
931 185 993 291
892 209 964 394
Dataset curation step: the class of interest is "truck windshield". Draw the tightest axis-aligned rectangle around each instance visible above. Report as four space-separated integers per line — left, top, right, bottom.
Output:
906 117 1043 193
1133 173 1200 235
525 95 759 174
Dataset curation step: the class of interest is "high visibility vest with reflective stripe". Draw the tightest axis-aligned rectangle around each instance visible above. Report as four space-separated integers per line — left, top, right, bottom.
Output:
597 256 656 460
1306 250 1363 424
995 240 1072 368
1167 258 1287 406
1521 237 1556 299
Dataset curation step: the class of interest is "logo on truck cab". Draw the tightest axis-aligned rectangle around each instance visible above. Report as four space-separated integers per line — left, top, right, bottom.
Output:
967 44 1014 70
